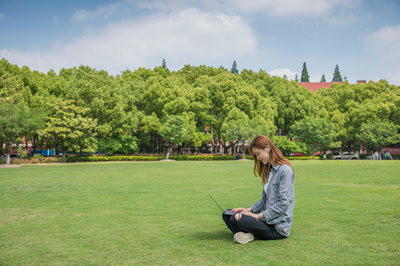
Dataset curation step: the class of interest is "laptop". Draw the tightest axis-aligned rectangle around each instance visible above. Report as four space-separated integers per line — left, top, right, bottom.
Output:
208 192 235 215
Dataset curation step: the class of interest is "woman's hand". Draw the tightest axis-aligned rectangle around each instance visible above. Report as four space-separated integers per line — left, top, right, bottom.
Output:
231 207 252 213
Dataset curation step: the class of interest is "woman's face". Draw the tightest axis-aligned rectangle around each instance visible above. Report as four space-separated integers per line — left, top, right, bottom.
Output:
252 147 270 165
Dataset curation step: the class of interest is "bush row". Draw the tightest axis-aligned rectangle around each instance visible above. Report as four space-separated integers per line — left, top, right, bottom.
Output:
169 155 237 160
287 156 321 160
13 156 63 164
10 155 322 164
64 156 163 162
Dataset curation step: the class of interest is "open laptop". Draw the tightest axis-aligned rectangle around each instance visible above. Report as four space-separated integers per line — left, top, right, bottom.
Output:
208 192 235 215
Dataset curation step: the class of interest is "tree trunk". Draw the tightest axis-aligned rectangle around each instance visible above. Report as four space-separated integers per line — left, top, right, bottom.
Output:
242 139 246 159
5 142 10 164
166 144 170 159
32 135 38 156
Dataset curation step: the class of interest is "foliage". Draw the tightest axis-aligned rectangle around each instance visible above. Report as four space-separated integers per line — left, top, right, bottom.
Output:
39 97 98 154
359 121 400 152
291 116 341 155
65 154 237 162
1 58 399 157
230 60 239 74
301 62 310 82
320 74 326 82
271 136 302 155
287 156 321 160
332 64 342 82
32 154 43 159
17 147 27 159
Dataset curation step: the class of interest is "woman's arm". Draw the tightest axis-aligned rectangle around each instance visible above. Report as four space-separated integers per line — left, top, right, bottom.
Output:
250 198 263 213
262 167 294 224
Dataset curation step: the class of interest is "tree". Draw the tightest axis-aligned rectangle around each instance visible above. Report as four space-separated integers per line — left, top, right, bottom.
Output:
0 102 28 163
320 74 326 82
160 115 187 159
291 116 340 159
301 62 310 82
230 60 239 75
332 64 342 82
221 108 251 157
162 59 167 69
40 98 98 155
271 136 302 156
359 121 400 154
295 74 299 82
269 81 318 136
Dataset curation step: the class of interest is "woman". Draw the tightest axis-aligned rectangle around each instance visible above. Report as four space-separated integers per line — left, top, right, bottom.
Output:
222 135 295 244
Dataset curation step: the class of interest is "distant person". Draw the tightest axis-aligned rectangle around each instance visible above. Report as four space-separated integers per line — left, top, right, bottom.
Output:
374 152 379 160
222 135 295 244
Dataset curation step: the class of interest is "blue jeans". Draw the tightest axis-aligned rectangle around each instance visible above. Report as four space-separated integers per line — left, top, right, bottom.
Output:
222 213 286 240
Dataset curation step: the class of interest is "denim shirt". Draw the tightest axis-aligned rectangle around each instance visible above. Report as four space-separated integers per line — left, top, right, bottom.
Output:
250 164 295 237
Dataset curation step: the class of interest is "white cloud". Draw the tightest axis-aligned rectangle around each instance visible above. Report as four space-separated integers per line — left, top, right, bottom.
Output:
365 24 400 84
327 13 357 26
268 68 299 80
72 2 123 21
1 9 257 74
135 0 361 19
222 0 360 18
365 24 400 58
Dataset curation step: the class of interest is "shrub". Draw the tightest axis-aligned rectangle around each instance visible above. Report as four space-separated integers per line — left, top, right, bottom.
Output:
287 156 321 160
17 147 28 159
65 155 238 162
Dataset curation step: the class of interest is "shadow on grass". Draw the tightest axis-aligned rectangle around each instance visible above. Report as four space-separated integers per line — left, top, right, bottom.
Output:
190 230 232 241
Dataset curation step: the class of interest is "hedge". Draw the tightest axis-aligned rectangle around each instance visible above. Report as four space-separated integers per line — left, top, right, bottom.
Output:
287 156 321 160
11 155 321 164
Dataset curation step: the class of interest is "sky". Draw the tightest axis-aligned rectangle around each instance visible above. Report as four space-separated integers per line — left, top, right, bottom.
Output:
0 0 400 84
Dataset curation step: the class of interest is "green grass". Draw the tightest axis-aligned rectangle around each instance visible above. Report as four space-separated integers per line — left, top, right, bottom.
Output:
1 161 399 264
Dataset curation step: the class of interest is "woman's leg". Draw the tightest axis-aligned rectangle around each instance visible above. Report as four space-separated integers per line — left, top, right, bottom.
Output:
231 214 285 240
222 213 240 234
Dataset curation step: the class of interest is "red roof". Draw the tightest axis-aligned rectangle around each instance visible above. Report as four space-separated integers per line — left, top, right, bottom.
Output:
298 82 344 92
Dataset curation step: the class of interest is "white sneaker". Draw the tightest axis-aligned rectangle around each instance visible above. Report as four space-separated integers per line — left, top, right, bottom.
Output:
234 232 255 244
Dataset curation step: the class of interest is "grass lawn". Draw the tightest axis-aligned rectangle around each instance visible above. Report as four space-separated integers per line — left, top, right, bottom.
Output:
0 160 399 264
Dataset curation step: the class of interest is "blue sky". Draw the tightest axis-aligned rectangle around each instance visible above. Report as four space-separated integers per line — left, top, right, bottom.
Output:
1 0 400 84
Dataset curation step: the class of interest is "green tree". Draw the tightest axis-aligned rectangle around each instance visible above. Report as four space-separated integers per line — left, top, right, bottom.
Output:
269 79 318 136
295 74 299 82
320 74 326 82
271 136 302 156
162 59 167 69
291 116 340 158
221 108 251 157
160 115 187 159
359 121 400 154
40 98 98 155
332 64 342 82
0 102 27 163
231 60 239 75
301 62 310 82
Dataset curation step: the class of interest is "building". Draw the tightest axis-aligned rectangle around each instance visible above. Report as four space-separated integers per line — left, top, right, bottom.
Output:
297 82 344 92
298 80 367 92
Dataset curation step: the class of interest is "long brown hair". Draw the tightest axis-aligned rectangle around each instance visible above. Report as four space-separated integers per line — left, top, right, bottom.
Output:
248 135 294 184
